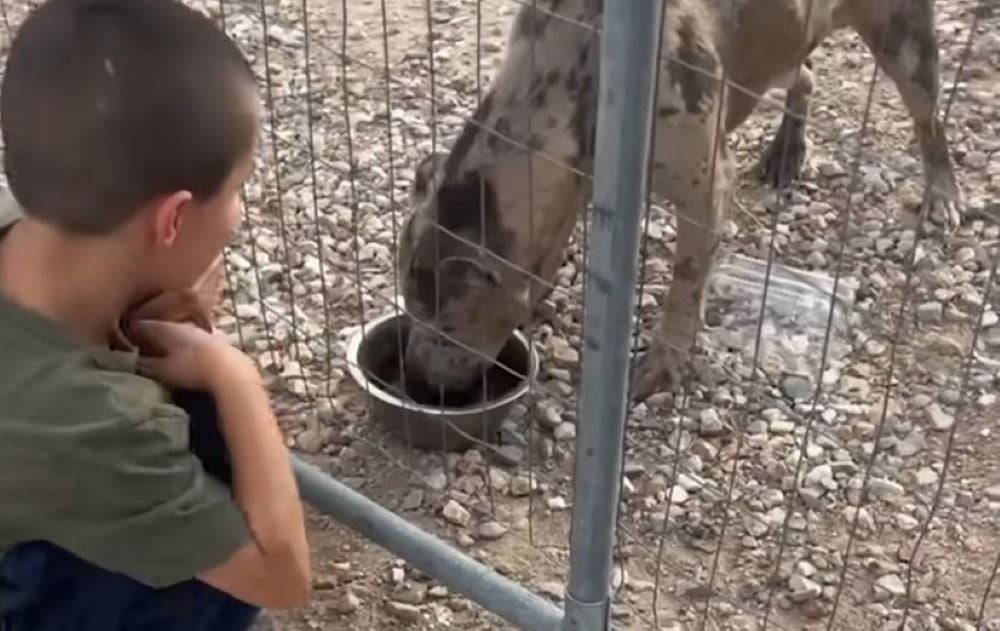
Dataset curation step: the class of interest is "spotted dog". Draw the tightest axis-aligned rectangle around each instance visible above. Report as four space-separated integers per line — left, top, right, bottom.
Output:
397 0 961 400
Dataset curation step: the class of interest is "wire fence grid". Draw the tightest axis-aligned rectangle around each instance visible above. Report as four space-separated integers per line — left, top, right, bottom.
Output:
0 0 998 629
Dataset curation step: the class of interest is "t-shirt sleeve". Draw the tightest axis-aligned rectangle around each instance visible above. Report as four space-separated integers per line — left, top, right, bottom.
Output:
42 381 252 589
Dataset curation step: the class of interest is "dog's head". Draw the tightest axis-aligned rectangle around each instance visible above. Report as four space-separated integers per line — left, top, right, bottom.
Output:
397 152 533 391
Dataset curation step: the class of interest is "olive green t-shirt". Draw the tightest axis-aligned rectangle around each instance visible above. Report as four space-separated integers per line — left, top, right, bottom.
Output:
0 197 250 589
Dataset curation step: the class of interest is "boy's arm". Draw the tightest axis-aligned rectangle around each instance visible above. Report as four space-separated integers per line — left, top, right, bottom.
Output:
109 310 310 609
195 355 311 609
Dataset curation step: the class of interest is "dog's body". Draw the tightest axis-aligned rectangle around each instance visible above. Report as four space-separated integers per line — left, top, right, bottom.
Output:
398 0 960 399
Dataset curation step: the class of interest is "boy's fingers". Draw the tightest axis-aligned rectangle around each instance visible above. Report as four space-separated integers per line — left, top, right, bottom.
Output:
127 319 174 357
192 255 225 311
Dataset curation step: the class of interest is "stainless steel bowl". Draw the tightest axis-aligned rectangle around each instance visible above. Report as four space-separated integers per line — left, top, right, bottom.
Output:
345 312 538 452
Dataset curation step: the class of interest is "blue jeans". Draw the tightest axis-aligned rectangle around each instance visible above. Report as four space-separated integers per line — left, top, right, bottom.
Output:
0 389 260 631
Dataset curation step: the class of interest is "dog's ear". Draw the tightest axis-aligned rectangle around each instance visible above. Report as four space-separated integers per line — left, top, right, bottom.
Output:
412 152 448 199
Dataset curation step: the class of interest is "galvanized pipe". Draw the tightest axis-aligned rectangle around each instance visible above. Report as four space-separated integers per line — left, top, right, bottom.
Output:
291 456 563 630
561 0 665 629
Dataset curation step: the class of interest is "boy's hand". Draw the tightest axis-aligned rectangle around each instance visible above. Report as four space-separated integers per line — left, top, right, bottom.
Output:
130 255 225 330
112 256 225 353
130 319 258 392
192 254 225 310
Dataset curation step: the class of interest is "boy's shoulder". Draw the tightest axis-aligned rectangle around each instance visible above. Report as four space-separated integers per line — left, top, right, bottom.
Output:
0 289 190 452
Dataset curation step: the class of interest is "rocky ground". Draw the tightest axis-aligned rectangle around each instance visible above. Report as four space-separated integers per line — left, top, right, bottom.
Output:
2 0 999 629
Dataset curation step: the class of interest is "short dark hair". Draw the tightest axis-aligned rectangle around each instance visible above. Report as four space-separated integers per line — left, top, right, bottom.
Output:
0 0 258 234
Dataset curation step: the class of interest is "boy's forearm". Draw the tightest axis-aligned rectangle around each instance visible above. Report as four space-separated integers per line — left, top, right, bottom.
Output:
206 359 310 587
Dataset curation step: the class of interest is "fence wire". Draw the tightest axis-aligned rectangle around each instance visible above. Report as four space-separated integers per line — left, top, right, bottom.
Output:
0 0 997 629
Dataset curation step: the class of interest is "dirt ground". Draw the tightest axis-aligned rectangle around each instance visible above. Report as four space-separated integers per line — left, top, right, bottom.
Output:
246 1 999 628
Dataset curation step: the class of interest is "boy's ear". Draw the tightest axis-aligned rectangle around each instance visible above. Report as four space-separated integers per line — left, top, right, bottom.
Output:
149 190 193 248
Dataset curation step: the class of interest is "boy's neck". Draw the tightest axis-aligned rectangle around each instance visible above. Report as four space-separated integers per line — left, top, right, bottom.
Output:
0 217 141 346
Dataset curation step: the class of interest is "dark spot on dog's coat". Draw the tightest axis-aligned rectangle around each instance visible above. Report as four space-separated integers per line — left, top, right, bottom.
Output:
565 68 578 91
879 4 938 94
513 4 549 40
674 256 697 281
530 74 545 94
442 94 494 179
879 9 911 57
489 117 512 150
571 93 595 163
668 15 719 114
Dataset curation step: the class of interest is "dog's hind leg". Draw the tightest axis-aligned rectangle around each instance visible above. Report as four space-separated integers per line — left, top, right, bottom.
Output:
757 59 815 189
852 0 962 228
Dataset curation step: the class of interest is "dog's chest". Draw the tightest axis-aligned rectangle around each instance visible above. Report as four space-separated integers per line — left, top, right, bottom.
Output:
707 0 840 83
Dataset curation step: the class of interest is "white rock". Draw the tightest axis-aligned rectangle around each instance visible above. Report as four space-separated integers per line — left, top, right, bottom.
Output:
925 403 954 431
442 500 470 527
805 464 834 488
553 422 576 442
699 408 725 436
547 496 568 511
788 574 822 602
875 573 906 597
915 468 939 486
478 521 508 540
668 485 690 505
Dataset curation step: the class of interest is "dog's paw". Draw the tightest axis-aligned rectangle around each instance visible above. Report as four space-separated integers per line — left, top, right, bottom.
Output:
758 126 807 189
926 175 965 232
630 344 690 401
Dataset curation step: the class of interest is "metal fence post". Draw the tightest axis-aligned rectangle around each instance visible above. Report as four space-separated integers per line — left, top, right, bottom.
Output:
561 0 664 629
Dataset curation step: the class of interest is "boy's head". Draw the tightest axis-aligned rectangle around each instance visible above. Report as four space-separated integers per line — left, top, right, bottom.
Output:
0 0 259 294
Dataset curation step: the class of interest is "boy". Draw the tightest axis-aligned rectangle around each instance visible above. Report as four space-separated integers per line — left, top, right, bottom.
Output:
0 0 311 628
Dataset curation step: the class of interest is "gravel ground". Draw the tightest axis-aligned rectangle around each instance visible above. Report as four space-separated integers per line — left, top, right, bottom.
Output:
3 0 1000 629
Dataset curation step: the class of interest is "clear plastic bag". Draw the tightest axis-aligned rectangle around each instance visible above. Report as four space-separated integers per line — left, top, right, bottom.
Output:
704 253 860 395
973 291 1000 370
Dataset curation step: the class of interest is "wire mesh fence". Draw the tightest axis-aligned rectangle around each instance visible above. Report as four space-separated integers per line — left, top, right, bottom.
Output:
1 0 999 628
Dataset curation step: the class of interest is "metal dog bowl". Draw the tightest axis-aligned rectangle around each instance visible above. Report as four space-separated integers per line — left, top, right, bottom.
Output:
345 312 538 452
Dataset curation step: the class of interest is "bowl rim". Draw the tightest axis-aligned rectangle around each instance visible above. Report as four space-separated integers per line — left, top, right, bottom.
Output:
345 311 539 416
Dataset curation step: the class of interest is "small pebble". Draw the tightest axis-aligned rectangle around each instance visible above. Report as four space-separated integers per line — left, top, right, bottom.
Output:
478 521 508 540
925 403 954 431
386 601 422 622
553 422 576 442
442 499 471 527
